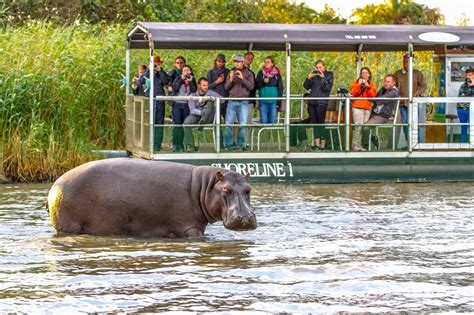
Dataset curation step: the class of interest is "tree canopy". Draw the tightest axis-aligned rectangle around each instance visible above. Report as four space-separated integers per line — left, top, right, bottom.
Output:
350 0 444 25
0 0 346 26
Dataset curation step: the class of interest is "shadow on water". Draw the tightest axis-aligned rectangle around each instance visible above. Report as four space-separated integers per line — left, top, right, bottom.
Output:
0 182 473 312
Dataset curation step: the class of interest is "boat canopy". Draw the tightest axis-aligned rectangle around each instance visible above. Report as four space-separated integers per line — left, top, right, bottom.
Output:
128 22 474 52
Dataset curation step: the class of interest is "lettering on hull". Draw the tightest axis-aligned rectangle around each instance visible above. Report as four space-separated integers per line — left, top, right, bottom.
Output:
212 162 294 178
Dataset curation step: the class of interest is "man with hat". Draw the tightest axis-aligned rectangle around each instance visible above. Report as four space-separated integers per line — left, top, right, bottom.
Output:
206 53 230 119
141 55 169 151
224 54 255 151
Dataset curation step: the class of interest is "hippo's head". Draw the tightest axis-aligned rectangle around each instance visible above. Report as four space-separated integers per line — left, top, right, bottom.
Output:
208 170 257 231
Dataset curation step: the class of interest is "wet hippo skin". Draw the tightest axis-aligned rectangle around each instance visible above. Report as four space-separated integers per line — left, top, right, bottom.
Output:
47 158 256 238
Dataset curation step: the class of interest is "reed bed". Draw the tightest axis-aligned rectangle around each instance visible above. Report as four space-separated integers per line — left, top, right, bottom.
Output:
0 21 435 182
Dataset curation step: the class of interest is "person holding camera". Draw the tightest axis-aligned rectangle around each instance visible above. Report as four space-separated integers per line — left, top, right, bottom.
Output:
223 54 255 151
132 64 147 96
206 53 230 119
457 67 474 143
362 74 400 150
303 59 334 151
183 78 221 152
350 67 377 151
141 55 169 151
255 56 283 124
171 64 197 152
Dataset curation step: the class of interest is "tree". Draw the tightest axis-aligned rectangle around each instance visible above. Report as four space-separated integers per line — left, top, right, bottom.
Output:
351 0 445 25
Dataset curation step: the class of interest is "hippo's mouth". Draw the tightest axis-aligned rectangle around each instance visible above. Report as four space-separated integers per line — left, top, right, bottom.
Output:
223 210 257 231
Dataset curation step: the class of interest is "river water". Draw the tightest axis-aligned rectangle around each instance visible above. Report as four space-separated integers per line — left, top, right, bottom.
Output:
0 182 473 313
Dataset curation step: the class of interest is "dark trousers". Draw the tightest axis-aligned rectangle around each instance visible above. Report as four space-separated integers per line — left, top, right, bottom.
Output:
154 100 165 150
308 103 328 140
220 101 228 121
290 118 310 146
172 103 190 148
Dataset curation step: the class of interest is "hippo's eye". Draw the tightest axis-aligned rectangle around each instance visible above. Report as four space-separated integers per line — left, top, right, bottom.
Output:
223 187 231 194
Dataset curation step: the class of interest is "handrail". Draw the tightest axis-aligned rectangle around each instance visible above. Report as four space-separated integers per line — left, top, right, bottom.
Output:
125 94 474 154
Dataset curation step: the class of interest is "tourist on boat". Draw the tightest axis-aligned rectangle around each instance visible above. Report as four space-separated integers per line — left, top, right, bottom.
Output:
131 64 147 96
350 67 377 151
290 93 311 149
255 56 284 124
183 78 221 152
141 55 169 151
244 51 257 124
303 60 334 151
362 74 400 150
457 67 474 143
167 56 186 93
171 64 197 152
167 56 187 110
394 54 427 144
224 54 255 151
206 53 230 119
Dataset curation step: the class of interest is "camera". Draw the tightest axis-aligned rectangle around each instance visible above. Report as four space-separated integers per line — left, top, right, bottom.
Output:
312 70 320 76
337 87 349 96
466 78 472 84
234 70 240 76
185 74 192 79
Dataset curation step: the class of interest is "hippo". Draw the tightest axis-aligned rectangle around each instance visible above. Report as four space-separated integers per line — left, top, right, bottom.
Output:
47 158 256 238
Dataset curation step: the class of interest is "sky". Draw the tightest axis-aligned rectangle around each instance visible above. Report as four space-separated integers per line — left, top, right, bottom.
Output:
297 0 474 26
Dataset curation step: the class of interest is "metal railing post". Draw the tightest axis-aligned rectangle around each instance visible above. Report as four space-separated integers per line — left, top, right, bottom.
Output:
470 100 474 146
409 101 416 152
149 49 154 157
125 45 130 96
345 97 350 152
285 41 291 152
216 97 221 153
408 44 414 153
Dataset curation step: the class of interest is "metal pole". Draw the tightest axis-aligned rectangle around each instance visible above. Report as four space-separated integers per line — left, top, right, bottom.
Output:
125 43 130 96
470 100 474 146
149 42 155 156
408 43 414 153
345 97 350 152
285 41 291 152
356 43 363 77
216 97 221 153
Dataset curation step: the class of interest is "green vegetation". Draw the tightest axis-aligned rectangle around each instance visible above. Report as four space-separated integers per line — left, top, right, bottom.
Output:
0 1 446 182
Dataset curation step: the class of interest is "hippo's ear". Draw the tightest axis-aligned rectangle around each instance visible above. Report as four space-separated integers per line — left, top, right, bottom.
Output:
210 170 224 190
216 170 224 182
245 173 250 182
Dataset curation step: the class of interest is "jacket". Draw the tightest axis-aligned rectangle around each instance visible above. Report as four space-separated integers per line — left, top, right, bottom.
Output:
132 74 147 96
255 69 284 105
172 75 197 104
371 87 400 119
350 80 377 111
303 71 334 106
393 68 426 106
188 90 221 116
207 66 230 97
141 68 169 97
224 67 255 98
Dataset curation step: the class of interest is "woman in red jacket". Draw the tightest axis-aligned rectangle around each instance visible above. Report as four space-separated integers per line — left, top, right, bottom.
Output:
350 67 377 151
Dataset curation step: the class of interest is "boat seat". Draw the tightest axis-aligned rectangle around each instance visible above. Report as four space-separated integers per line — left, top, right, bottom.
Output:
369 100 401 151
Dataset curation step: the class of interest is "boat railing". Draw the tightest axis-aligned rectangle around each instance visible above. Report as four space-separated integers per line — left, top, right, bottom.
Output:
124 94 473 158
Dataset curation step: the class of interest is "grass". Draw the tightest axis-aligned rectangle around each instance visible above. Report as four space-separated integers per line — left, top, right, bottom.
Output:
0 21 436 182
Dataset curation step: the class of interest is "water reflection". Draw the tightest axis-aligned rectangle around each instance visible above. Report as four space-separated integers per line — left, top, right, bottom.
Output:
0 182 473 312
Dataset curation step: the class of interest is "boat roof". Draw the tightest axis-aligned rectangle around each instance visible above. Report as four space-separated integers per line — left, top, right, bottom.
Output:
128 22 474 52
